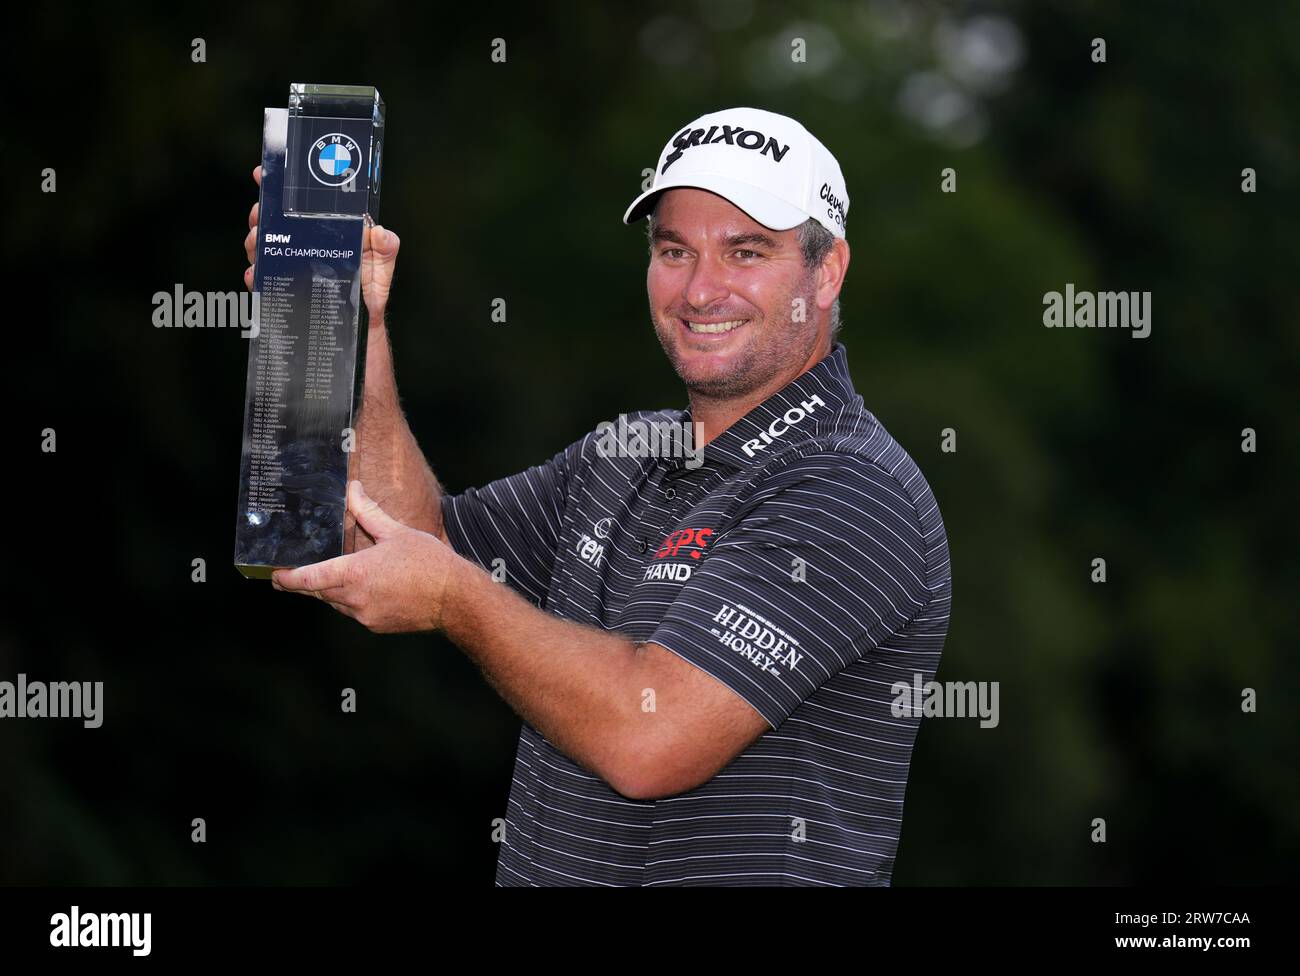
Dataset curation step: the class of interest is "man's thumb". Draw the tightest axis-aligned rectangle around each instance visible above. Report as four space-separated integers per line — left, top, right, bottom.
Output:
370 224 400 259
349 481 401 540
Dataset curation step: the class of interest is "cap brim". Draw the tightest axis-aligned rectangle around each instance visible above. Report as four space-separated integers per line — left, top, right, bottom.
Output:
622 175 809 232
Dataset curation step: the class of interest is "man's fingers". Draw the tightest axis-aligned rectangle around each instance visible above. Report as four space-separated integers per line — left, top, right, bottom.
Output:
272 555 352 595
361 224 400 259
272 573 362 609
371 224 400 258
284 584 361 611
244 189 260 290
253 164 262 187
348 480 403 542
318 590 363 611
271 570 367 621
369 223 397 265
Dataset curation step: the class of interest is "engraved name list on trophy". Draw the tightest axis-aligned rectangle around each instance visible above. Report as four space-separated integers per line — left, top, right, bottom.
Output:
234 83 385 579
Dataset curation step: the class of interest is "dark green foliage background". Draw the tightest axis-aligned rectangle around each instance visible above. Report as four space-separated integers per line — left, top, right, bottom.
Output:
5 0 1295 884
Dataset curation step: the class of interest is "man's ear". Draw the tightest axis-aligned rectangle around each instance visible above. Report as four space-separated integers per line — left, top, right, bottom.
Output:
816 237 850 312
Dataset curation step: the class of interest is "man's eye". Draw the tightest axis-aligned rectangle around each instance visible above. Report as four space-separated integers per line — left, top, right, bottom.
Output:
734 249 763 260
661 248 687 259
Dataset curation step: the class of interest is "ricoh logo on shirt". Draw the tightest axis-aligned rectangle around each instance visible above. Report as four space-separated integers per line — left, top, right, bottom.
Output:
662 123 790 173
710 603 804 677
643 526 713 582
741 394 827 457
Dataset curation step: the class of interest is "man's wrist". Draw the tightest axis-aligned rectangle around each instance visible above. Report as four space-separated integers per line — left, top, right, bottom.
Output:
432 546 473 635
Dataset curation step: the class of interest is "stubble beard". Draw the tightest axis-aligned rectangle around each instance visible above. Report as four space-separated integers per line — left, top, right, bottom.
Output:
653 274 820 404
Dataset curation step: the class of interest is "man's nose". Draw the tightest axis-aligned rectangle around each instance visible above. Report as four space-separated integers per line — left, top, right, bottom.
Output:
685 256 730 311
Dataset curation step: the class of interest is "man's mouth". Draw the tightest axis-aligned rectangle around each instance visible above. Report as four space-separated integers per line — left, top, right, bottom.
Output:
680 318 749 335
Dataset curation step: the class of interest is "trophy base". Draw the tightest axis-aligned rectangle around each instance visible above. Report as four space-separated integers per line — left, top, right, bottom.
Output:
235 564 278 581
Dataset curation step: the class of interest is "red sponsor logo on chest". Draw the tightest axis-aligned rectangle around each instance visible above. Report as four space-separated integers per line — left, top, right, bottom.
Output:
654 527 714 560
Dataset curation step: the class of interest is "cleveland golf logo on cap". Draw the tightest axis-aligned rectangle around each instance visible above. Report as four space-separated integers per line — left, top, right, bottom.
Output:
309 133 362 187
820 182 846 230
662 122 791 173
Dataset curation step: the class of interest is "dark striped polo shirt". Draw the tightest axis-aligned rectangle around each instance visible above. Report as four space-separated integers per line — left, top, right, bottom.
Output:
441 343 951 886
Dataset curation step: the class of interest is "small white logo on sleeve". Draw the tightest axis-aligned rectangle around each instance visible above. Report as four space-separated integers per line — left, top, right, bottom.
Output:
575 520 609 569
710 603 804 676
50 906 151 957
740 394 826 457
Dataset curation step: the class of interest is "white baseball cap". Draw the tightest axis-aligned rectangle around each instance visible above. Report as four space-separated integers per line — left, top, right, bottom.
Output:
623 107 849 239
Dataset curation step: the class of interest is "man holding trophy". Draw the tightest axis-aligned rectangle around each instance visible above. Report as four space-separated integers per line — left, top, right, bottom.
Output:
242 99 951 886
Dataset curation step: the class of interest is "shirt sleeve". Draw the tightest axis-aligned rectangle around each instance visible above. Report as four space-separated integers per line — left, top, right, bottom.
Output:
440 432 591 608
647 452 934 729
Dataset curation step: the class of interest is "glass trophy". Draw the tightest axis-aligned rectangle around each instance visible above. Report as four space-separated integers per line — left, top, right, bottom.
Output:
234 83 385 578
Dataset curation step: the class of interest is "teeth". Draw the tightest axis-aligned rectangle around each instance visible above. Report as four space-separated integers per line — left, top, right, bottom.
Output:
686 319 746 334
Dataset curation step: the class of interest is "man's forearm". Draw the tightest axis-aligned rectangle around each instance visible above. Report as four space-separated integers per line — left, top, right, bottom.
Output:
440 554 653 795
353 319 444 542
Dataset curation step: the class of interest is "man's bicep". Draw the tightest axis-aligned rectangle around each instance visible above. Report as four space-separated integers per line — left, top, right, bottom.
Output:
626 641 771 799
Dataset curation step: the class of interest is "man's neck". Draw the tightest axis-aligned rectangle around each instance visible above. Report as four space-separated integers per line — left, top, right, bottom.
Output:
689 337 833 447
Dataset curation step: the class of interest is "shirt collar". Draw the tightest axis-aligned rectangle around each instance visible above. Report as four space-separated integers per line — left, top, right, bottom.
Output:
667 342 859 473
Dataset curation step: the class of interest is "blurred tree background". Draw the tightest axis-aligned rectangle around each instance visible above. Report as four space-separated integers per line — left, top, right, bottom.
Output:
4 0 1296 884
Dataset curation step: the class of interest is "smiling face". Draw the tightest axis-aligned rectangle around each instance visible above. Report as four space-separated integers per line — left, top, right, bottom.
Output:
647 188 839 403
